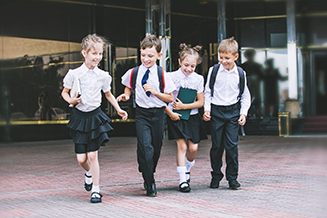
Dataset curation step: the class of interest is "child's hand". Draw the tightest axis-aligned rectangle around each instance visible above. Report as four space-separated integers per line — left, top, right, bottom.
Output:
203 110 211 121
118 110 128 120
143 84 157 95
71 92 81 105
170 112 182 121
173 98 184 110
116 94 129 102
238 114 246 126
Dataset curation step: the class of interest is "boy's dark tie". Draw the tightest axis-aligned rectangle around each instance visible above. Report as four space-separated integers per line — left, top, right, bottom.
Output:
142 69 151 97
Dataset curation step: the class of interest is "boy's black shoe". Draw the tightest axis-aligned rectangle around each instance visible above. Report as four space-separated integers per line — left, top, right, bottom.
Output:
229 180 241 190
146 182 157 197
210 178 220 189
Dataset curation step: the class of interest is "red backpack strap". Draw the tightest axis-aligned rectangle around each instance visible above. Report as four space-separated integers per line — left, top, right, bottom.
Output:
129 68 135 90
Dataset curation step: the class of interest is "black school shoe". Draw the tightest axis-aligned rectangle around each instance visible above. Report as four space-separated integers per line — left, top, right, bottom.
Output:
84 174 93 192
210 177 220 189
229 180 241 190
146 182 157 197
179 182 191 192
90 192 102 203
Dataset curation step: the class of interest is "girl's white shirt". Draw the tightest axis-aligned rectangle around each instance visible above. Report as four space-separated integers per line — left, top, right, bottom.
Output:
166 68 204 115
63 63 112 112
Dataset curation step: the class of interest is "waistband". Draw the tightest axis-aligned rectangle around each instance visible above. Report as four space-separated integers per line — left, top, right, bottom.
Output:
73 107 102 116
136 104 166 111
211 102 240 110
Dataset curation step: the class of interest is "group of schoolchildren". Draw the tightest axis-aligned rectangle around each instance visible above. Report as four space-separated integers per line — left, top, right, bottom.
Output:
61 34 251 203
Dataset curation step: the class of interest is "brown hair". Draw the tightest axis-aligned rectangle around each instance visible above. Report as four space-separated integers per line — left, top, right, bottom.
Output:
140 35 162 53
179 43 203 64
81 34 107 53
218 37 238 55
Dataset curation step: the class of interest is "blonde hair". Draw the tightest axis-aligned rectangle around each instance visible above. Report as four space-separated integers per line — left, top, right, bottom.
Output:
218 37 238 55
140 35 162 53
81 34 107 53
179 43 203 64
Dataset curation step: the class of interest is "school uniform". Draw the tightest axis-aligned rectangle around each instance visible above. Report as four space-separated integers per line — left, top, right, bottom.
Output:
204 64 250 186
166 68 207 143
121 64 175 188
63 63 114 154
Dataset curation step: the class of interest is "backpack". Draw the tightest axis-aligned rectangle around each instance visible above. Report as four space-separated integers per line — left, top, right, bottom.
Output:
129 65 165 107
209 63 245 101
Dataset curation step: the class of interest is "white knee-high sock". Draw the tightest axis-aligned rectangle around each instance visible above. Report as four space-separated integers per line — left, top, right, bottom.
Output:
185 158 195 172
85 170 92 184
177 166 187 186
185 158 195 181
92 185 100 193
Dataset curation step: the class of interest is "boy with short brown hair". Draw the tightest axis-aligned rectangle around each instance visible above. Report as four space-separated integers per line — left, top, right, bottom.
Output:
117 35 175 197
203 37 251 189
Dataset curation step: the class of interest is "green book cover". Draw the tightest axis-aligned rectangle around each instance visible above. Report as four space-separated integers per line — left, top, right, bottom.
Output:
173 87 197 120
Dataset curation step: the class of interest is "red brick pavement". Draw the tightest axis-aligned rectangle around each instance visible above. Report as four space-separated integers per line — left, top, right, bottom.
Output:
0 136 326 218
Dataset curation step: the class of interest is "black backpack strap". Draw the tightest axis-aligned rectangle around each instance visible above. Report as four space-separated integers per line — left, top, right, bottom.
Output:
209 63 220 97
237 66 245 100
130 66 139 108
157 66 165 93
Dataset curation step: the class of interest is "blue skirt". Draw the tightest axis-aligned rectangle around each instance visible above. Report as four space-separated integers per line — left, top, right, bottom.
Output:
67 107 114 153
167 113 208 144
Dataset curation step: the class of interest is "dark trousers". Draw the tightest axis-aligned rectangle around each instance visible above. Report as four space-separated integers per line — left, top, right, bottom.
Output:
210 103 240 182
135 105 165 186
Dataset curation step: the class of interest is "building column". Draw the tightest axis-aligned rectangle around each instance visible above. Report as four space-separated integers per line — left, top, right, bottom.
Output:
159 0 171 72
145 0 153 36
287 0 298 99
217 0 226 46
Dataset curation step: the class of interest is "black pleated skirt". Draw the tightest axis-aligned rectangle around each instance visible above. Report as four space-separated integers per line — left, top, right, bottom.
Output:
167 113 208 144
67 107 114 154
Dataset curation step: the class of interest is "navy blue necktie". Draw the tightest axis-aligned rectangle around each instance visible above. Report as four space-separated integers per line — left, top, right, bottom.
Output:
142 69 151 97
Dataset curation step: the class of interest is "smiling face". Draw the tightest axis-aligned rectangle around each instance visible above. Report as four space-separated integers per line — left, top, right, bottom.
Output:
140 46 162 68
179 55 197 76
82 43 103 70
218 51 239 72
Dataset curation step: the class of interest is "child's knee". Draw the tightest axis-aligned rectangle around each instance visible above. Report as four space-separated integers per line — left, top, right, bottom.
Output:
87 151 98 162
76 154 87 164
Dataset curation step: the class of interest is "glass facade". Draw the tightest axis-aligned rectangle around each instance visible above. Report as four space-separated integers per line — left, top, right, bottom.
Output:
1 0 327 141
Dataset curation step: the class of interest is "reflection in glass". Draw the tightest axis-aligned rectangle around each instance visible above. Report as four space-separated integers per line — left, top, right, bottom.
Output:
240 49 289 117
2 37 82 121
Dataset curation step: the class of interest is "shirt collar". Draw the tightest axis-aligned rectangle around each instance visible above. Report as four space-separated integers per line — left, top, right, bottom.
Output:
140 63 157 73
81 63 100 76
219 63 238 74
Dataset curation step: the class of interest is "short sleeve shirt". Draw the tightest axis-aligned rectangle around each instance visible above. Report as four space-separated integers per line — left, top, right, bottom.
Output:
121 64 176 108
63 63 112 112
166 68 204 115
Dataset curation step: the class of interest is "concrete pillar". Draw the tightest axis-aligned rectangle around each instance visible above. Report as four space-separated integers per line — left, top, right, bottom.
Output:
145 0 153 36
287 0 298 99
217 0 226 46
159 0 171 72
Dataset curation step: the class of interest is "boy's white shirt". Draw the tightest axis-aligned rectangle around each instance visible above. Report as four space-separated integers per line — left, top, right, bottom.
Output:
121 64 176 108
204 63 251 116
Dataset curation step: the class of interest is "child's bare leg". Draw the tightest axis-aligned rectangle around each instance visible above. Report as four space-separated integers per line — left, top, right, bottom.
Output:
176 139 187 166
185 140 198 182
76 153 90 171
186 140 198 162
176 139 190 191
87 151 100 188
